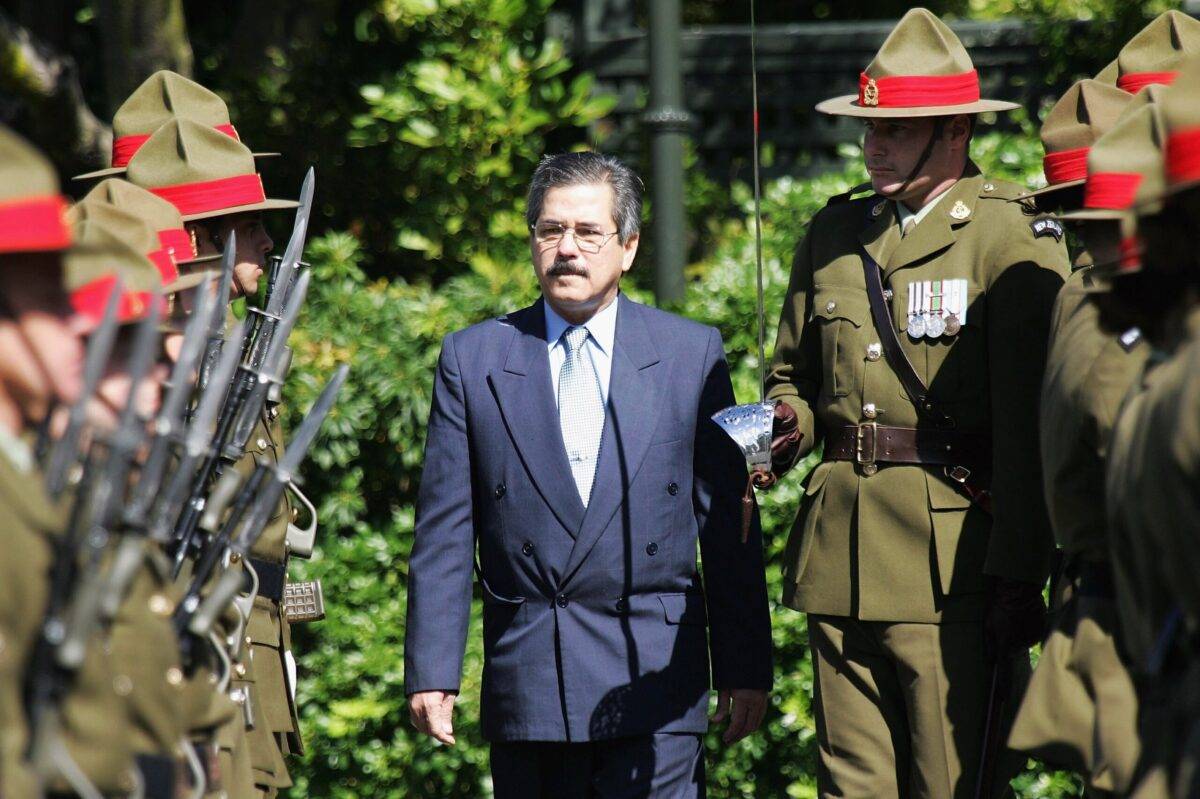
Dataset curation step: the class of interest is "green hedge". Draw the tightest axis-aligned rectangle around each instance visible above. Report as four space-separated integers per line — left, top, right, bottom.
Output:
283 128 1081 797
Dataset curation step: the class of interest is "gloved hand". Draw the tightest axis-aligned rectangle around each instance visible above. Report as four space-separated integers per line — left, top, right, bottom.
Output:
984 577 1047 659
769 401 802 476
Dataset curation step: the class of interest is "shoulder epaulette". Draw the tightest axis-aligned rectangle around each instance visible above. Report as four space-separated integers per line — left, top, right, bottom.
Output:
976 178 1025 202
827 181 874 206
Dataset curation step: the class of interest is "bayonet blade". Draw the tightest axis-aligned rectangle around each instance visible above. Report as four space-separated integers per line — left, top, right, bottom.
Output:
44 282 122 497
267 168 314 315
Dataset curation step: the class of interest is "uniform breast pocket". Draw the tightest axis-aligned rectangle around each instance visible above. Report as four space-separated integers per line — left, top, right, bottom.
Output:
811 287 868 398
923 289 987 402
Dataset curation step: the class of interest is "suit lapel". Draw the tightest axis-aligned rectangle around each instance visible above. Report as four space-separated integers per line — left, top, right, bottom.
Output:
488 300 586 537
883 169 983 280
858 198 900 271
560 296 662 585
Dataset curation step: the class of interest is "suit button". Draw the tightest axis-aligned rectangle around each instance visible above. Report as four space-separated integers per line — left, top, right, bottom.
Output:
556 594 569 608
866 343 882 362
521 541 534 556
646 542 659 556
667 482 679 496
615 598 626 613
494 483 506 499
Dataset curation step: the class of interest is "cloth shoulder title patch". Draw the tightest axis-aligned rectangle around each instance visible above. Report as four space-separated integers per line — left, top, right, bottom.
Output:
1030 218 1065 241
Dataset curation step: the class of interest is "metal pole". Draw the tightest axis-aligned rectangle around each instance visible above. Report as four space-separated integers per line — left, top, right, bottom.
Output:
644 0 689 305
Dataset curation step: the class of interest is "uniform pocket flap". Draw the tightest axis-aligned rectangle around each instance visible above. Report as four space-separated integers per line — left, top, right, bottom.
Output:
811 286 868 327
659 591 708 626
480 580 526 607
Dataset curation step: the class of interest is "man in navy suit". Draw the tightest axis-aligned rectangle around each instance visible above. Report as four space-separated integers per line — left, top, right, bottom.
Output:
405 152 773 798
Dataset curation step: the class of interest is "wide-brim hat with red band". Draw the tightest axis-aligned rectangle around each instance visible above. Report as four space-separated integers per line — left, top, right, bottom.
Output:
67 196 212 298
1056 86 1167 224
1098 11 1200 94
815 8 1019 118
79 179 220 273
125 118 299 223
0 125 71 255
1142 55 1200 201
1021 79 1132 204
64 208 165 325
74 70 277 181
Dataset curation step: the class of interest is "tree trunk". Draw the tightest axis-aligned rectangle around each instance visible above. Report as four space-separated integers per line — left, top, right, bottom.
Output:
95 0 194 116
0 8 111 185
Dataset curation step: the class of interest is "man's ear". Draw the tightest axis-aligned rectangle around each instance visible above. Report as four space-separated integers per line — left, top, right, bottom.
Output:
621 232 640 273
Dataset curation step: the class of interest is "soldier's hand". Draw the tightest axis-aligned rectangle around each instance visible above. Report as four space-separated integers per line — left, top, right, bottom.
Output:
712 688 769 745
984 577 1047 659
768 402 802 479
409 690 458 745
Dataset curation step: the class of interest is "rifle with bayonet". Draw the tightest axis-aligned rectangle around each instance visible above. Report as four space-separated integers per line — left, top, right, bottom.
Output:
97 280 219 618
168 270 311 576
23 291 159 768
167 172 315 574
55 298 162 670
174 364 348 668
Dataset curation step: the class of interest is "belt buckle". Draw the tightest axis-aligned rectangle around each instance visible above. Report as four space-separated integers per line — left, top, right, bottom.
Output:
855 422 878 476
284 580 326 623
945 465 971 483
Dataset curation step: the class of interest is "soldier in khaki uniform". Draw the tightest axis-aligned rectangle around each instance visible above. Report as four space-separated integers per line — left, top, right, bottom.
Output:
1005 79 1150 796
124 116 303 798
0 126 176 797
1100 57 1200 799
764 9 1069 797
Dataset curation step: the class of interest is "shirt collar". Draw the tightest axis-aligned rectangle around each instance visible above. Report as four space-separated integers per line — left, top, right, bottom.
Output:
895 184 952 231
544 295 619 357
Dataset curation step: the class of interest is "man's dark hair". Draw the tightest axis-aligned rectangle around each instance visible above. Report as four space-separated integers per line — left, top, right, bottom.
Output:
526 152 644 244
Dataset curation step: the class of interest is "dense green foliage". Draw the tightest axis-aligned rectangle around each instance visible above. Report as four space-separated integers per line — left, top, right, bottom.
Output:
186 0 609 282
282 126 1081 797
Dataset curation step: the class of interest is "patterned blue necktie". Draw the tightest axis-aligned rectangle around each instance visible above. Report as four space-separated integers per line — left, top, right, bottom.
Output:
558 326 606 506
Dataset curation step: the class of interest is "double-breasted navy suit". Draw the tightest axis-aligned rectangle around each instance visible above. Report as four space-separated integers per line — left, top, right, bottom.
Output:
404 294 773 747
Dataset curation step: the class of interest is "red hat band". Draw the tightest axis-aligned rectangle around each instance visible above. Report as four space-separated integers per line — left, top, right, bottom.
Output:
1117 72 1178 93
112 123 239 169
150 173 266 217
857 69 980 108
0 195 71 254
1083 172 1143 210
1043 146 1090 185
1118 235 1143 274
158 227 196 262
71 274 163 324
1167 126 1200 186
148 247 180 284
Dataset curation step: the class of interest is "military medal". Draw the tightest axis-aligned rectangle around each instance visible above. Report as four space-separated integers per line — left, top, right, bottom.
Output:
907 282 925 338
944 314 961 336
943 279 968 336
924 280 945 338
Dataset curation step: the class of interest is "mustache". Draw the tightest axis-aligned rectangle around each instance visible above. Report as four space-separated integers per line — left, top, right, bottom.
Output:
548 260 587 278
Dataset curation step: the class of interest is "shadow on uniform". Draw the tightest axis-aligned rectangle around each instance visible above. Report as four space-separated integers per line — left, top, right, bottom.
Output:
925 257 1064 796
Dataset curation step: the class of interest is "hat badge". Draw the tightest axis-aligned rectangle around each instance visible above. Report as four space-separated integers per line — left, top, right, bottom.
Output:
950 200 971 220
871 200 886 217
863 78 880 107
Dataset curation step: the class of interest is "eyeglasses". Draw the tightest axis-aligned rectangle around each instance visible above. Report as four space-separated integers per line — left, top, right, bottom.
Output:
530 223 619 254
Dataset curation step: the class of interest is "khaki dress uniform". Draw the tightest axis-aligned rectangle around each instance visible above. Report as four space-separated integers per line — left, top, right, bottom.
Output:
1006 75 1154 795
768 11 1069 797
0 446 138 798
1103 59 1200 799
1007 268 1146 794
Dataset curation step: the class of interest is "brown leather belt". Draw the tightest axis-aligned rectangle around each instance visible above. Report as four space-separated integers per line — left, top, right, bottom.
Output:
825 423 991 475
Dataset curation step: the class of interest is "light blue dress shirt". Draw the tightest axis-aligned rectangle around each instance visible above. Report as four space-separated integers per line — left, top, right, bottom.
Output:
544 296 617 406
